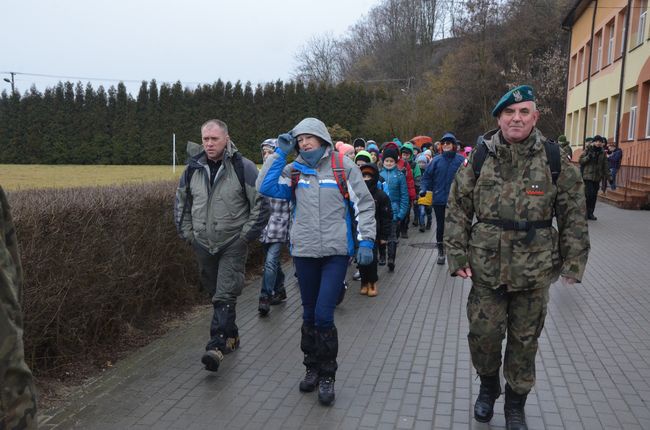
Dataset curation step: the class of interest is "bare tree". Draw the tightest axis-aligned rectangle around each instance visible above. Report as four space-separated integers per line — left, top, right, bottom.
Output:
293 33 344 85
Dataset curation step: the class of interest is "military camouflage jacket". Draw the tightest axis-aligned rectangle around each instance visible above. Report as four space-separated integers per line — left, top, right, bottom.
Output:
0 186 23 319
579 146 609 182
445 128 590 291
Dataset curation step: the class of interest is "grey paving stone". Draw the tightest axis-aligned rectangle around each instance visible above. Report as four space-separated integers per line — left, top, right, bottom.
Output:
39 205 650 430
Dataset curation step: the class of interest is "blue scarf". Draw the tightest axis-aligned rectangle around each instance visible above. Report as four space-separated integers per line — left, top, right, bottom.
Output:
300 147 327 167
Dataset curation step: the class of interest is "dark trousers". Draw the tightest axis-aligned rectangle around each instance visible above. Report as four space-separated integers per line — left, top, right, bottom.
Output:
584 179 599 216
294 255 349 329
359 247 378 283
433 204 446 243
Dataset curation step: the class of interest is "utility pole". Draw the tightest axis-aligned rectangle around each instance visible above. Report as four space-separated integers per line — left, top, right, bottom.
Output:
3 72 15 93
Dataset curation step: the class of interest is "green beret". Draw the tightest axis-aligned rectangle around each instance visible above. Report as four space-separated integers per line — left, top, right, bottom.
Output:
491 85 536 117
558 135 567 143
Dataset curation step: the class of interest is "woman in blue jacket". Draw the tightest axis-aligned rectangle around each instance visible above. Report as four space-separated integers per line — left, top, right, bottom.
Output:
420 133 465 264
379 147 409 272
256 118 376 406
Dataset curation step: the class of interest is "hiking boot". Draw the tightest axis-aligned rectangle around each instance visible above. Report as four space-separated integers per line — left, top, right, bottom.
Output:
352 270 361 281
367 282 378 297
299 368 319 392
504 384 528 430
412 218 419 226
426 219 432 230
419 224 425 232
587 214 597 221
318 376 335 405
387 260 395 272
378 255 386 266
258 297 270 317
436 243 446 265
360 283 369 295
270 289 287 305
201 349 224 372
474 374 501 423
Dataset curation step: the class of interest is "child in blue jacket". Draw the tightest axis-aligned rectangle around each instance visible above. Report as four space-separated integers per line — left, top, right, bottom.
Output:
379 148 409 271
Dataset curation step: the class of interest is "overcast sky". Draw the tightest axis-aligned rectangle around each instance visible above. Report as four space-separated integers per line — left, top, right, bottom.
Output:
1 0 375 95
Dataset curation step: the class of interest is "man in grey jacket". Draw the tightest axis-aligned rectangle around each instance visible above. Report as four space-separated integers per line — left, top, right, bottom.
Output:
175 119 269 372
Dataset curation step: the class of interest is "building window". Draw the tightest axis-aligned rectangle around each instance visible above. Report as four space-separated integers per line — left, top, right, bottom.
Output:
639 9 647 46
646 97 650 138
596 31 603 71
579 48 585 81
607 22 615 64
603 112 609 137
629 106 637 140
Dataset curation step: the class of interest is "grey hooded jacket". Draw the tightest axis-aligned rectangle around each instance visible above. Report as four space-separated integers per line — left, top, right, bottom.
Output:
256 118 376 258
175 141 269 254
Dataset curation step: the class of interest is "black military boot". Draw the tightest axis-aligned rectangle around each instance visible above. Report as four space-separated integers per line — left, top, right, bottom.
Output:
504 384 528 430
378 244 387 266
387 242 397 272
224 303 240 353
473 374 501 422
316 327 338 406
258 297 270 316
436 243 446 265
299 324 319 392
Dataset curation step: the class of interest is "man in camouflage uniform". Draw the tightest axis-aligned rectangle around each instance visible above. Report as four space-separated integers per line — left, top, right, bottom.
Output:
445 86 590 430
579 134 610 220
1 186 38 430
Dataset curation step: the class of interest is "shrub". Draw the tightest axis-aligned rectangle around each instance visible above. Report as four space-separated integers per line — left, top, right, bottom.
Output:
9 181 264 374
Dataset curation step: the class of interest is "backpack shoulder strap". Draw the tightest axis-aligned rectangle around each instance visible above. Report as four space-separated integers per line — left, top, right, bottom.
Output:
290 163 301 201
231 152 246 191
331 151 350 200
179 165 198 227
543 139 561 186
471 138 489 179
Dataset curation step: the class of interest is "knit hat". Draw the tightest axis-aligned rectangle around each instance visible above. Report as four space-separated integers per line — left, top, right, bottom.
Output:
383 148 399 162
382 141 399 153
400 142 415 155
557 135 568 143
353 138 366 149
416 154 428 164
366 143 379 154
260 138 277 149
339 143 355 156
360 163 380 189
355 150 372 164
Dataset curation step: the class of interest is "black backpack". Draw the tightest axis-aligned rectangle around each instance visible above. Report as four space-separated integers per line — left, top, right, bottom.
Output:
472 138 561 185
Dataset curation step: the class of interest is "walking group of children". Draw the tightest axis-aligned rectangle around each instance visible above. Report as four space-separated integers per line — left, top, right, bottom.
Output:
253 118 465 407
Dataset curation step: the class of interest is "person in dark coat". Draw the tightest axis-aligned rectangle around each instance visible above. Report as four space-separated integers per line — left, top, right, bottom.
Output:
358 163 393 297
420 132 465 264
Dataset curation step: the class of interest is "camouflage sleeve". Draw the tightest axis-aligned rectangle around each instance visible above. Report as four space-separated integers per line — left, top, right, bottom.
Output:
0 186 38 429
444 157 475 276
0 186 23 299
554 160 590 281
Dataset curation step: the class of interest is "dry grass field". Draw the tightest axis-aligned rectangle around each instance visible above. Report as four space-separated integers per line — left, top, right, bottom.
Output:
0 164 183 190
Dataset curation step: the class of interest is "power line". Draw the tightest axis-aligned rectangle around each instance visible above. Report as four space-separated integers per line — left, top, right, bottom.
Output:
0 71 206 87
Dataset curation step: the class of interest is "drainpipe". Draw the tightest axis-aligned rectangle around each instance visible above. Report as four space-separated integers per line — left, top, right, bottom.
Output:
615 0 633 147
562 27 573 133
582 0 599 150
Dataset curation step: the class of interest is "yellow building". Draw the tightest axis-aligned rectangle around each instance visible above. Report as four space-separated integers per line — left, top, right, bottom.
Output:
563 0 650 166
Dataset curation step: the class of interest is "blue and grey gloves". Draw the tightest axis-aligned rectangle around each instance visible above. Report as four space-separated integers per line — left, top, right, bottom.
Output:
277 133 296 154
356 244 374 266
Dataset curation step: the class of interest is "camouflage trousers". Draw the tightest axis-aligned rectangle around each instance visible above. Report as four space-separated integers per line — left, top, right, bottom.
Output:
1 310 38 430
466 284 549 395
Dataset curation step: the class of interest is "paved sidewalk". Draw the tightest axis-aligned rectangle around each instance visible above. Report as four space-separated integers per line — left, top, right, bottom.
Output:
40 204 650 430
